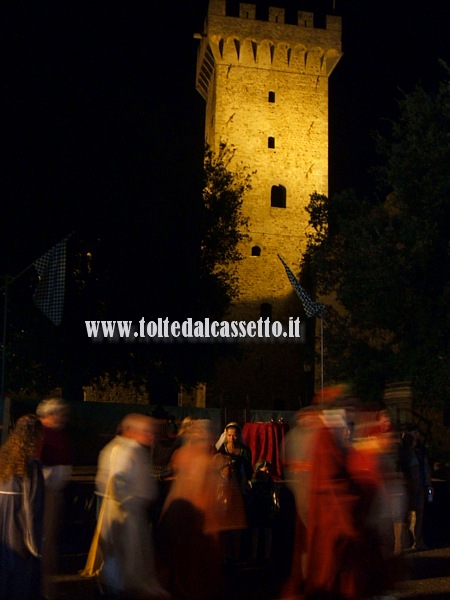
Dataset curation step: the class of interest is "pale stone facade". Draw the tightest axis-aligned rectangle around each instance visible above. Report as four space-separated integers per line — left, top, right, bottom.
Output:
195 1 342 408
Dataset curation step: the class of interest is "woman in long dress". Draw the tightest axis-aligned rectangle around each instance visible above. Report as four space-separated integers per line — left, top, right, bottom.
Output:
216 422 252 562
0 414 45 600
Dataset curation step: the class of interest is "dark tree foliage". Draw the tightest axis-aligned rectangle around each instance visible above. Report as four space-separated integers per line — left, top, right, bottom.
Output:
303 71 450 406
199 143 251 317
2 144 251 402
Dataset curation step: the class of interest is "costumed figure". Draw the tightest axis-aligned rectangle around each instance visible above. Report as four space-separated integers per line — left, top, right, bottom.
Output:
216 422 252 562
400 424 432 551
36 396 72 599
370 409 408 556
0 414 44 600
305 402 387 600
158 419 235 600
248 460 278 563
82 413 169 599
280 405 323 599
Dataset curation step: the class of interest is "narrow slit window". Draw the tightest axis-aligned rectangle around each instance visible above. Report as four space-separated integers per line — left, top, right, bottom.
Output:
260 303 272 320
268 136 275 149
268 91 275 103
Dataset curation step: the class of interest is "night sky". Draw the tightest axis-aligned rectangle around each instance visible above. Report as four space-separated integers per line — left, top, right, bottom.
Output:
1 0 449 326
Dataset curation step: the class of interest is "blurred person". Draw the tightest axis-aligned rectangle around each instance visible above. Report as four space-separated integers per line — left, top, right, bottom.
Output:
432 459 447 480
372 409 408 556
0 414 44 600
36 397 72 599
216 422 252 562
86 413 169 599
351 407 408 597
280 406 322 599
167 416 195 460
248 460 278 563
174 416 194 444
400 424 432 551
305 403 387 600
158 419 232 600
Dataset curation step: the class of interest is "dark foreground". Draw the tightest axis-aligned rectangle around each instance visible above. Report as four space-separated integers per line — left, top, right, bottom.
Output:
49 472 450 599
50 546 450 600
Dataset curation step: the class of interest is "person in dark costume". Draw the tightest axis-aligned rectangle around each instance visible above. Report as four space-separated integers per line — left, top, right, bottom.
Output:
216 422 253 562
36 397 72 599
0 414 45 600
249 460 278 563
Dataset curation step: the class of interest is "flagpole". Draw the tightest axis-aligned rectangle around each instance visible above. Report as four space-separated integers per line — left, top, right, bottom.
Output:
1 276 10 442
320 317 324 402
277 254 326 404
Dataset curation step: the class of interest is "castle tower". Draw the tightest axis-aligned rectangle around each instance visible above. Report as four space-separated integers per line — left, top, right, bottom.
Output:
195 0 342 408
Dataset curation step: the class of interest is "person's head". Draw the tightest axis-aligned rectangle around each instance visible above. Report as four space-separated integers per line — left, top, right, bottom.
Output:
377 409 394 434
189 419 214 447
0 414 43 482
120 413 156 447
225 422 242 447
15 414 44 447
36 397 69 430
405 423 421 446
295 406 322 429
178 416 194 437
312 383 350 407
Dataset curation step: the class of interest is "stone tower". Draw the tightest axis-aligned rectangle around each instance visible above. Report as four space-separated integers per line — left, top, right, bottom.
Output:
195 0 342 408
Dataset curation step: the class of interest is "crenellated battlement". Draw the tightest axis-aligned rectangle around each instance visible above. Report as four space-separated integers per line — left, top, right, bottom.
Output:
208 0 341 32
196 1 341 100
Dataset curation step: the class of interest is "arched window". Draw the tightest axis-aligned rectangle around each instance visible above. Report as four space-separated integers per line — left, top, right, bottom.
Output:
268 136 275 149
260 303 272 320
268 91 275 103
251 246 261 256
271 184 286 208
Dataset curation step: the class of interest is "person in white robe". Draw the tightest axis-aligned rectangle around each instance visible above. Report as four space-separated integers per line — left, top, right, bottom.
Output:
94 413 169 599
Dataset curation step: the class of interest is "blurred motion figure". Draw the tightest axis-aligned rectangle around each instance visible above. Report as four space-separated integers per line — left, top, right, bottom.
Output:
88 413 169 599
36 397 72 599
0 414 44 600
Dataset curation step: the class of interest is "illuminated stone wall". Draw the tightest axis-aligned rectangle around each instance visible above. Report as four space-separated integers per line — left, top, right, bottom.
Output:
195 1 342 407
196 0 342 321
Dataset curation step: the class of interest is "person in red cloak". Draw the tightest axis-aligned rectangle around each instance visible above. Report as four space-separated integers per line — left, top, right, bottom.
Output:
280 406 323 599
304 403 386 600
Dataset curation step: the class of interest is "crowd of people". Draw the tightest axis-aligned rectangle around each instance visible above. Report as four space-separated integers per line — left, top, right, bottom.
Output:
282 394 434 600
0 391 437 600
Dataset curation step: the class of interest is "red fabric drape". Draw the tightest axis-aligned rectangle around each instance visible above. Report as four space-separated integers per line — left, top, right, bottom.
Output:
242 422 287 478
